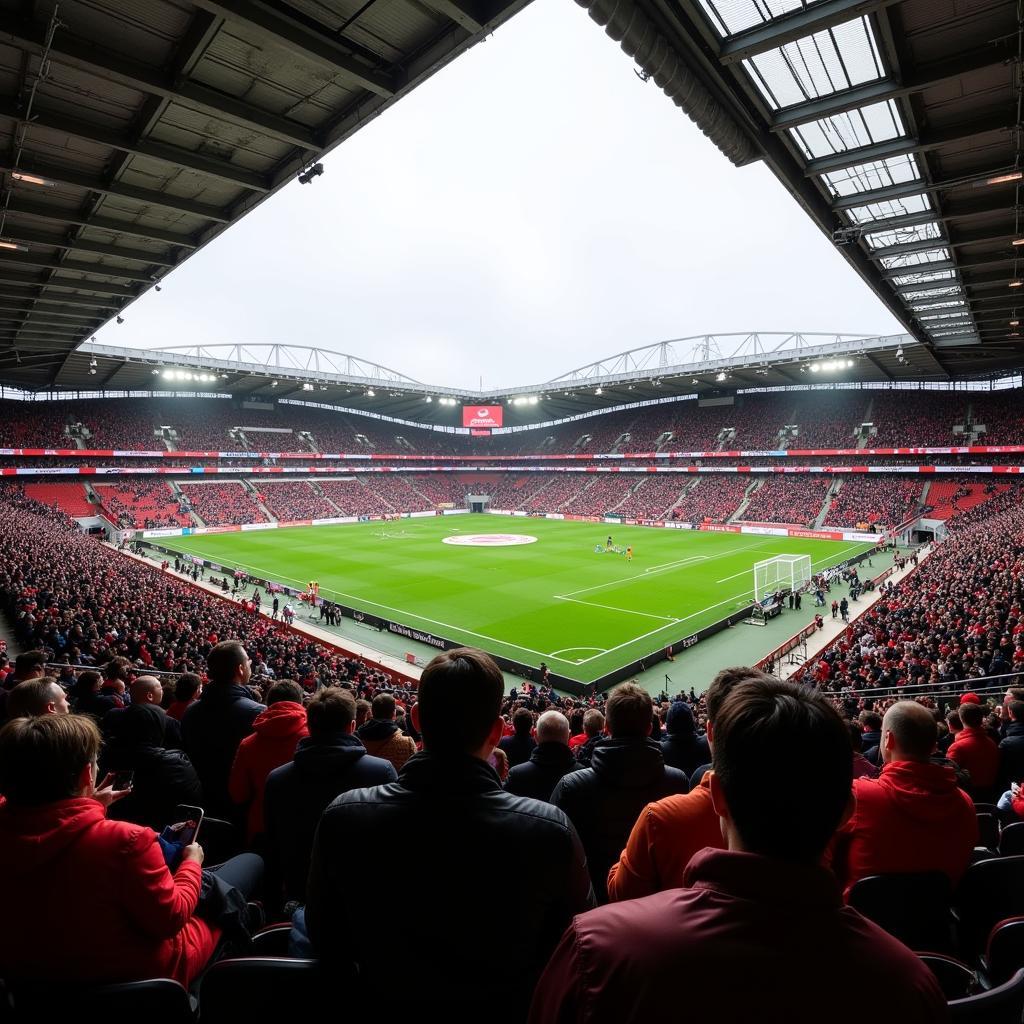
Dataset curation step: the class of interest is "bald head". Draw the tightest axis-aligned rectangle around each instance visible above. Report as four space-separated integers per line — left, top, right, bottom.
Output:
881 701 937 763
536 710 570 745
130 675 164 707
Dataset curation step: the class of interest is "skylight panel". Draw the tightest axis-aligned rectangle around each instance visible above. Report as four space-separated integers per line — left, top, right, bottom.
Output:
822 153 920 199
694 0 828 37
864 222 942 250
743 17 884 110
879 247 950 269
843 193 933 225
891 268 955 287
789 99 904 159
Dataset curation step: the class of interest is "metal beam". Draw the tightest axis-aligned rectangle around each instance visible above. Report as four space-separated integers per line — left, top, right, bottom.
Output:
0 304 100 322
3 198 197 249
0 252 153 282
0 100 270 193
0 320 84 335
772 40 1017 130
719 0 904 65
881 258 957 278
0 16 320 152
0 159 229 223
804 113 1013 176
849 196 1015 234
418 0 485 32
866 235 949 260
1 277 139 298
832 180 930 211
0 225 173 267
0 289 118 310
189 0 395 98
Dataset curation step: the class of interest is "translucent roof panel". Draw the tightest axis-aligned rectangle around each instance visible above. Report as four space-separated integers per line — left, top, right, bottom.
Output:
789 99 904 160
865 222 942 251
900 285 961 301
822 153 920 199
918 311 971 322
844 192 933 226
879 247 950 269
909 300 966 312
695 0 828 38
743 17 884 110
891 268 956 287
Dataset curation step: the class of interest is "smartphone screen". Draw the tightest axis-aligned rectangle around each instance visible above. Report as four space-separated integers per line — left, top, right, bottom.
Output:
168 804 204 846
111 770 134 791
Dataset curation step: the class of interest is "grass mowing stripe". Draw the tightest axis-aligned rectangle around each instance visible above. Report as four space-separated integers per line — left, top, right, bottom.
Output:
158 517 873 682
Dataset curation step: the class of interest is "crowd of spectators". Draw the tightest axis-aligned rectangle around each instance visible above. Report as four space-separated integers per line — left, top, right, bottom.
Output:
178 484 269 527
670 476 750 522
969 393 1024 446
788 391 870 448
561 475 634 516
256 482 336 522
612 476 689 519
315 478 393 517
525 475 590 512
869 391 957 447
95 482 191 530
823 477 923 529
739 476 833 526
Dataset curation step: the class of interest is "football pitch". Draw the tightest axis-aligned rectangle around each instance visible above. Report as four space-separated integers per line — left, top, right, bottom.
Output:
159 517 874 683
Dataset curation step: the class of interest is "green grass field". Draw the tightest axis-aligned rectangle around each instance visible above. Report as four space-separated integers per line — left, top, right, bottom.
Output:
158 517 872 683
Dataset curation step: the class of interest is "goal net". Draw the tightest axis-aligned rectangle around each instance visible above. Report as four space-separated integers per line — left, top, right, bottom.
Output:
753 554 812 603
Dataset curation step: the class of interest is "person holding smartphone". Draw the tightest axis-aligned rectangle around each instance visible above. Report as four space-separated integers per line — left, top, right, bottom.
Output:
0 714 260 987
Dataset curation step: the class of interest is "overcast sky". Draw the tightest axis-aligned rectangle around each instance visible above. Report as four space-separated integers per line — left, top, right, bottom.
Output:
98 0 904 392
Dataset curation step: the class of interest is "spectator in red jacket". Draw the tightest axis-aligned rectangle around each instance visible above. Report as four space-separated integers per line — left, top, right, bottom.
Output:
949 700 1000 800
0 714 243 987
530 677 946 1024
830 701 977 899
229 679 308 841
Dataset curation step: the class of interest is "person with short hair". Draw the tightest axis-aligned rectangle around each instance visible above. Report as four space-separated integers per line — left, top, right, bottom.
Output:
659 702 709 776
181 641 265 820
998 700 1024 791
574 709 605 766
167 673 202 722
0 714 258 988
69 669 116 720
103 675 182 751
229 679 308 842
830 700 977 899
505 710 581 803
606 667 770 903
531 678 946 1024
949 699 1000 800
552 682 689 904
265 687 396 909
5 677 69 719
500 707 537 768
355 691 416 773
306 647 593 1022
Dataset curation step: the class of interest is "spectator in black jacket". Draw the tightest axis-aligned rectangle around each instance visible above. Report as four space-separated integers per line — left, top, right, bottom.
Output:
306 647 594 1023
69 669 119 721
660 702 710 776
103 676 182 753
859 711 883 767
499 707 537 768
181 641 264 821
551 682 689 904
999 701 1024 790
576 709 605 768
265 686 396 908
105 703 204 831
505 710 580 803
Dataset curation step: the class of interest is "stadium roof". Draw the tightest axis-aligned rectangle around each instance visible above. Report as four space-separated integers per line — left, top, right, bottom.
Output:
21 330 954 426
0 0 1019 397
0 0 530 390
572 0 1022 379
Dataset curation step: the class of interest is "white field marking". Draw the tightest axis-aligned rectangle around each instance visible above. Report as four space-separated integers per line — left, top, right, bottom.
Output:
715 542 868 584
555 596 680 622
557 540 776 600
158 544 565 664
572 542 876 664
550 647 607 657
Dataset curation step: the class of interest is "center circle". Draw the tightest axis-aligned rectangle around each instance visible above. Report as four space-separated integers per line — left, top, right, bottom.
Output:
443 533 538 547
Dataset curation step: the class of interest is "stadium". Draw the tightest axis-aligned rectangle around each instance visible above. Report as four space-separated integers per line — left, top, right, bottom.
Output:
0 0 1023 1019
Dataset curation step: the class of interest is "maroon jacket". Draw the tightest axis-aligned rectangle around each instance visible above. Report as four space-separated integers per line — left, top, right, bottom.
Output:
530 848 947 1024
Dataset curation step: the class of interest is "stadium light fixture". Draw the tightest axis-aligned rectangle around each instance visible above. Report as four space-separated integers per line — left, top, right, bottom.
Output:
1011 320 1020 327
11 171 53 186
302 382 314 391
980 171 1023 186
595 387 603 395
1011 281 1023 288
425 396 432 402
1014 239 1024 246
116 316 124 324
271 380 279 387
810 364 819 373
529 396 539 405
298 162 324 185
0 239 27 251
366 388 375 397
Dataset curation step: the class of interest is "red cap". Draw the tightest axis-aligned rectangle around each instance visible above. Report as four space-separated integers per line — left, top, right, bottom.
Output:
960 692 982 705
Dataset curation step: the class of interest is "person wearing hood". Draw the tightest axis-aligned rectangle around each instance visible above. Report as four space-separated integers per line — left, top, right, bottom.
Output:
356 692 416 773
264 686 396 908
829 700 978 900
0 714 217 987
551 683 689 904
660 702 709 776
505 710 581 803
229 679 308 842
106 703 203 831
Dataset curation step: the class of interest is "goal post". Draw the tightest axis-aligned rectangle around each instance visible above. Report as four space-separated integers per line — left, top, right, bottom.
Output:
753 554 812 603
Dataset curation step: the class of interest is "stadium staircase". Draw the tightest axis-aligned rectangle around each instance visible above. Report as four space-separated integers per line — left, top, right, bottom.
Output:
168 479 205 527
666 477 702 517
729 479 763 522
242 480 278 522
23 482 94 517
815 479 843 529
